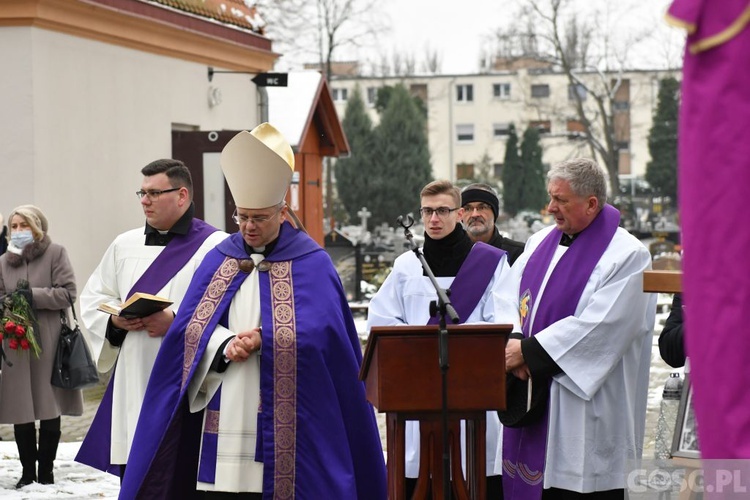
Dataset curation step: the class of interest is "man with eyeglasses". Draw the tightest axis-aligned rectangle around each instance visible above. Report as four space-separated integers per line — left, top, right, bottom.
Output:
461 183 525 265
76 159 227 479
367 179 520 499
118 123 386 499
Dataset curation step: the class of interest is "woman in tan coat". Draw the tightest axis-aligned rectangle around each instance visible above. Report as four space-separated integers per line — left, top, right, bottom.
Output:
0 205 82 488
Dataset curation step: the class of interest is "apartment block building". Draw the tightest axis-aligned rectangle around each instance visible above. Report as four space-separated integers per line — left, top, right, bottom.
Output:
329 67 679 186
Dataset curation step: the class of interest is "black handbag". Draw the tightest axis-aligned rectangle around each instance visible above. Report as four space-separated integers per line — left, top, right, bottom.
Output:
51 293 100 390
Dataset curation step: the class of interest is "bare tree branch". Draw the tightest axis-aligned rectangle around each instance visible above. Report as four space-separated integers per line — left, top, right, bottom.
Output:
484 0 670 195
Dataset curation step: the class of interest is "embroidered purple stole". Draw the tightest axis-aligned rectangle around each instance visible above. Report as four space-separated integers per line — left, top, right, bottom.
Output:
426 242 504 326
182 258 248 484
75 218 218 476
502 205 620 499
198 392 222 482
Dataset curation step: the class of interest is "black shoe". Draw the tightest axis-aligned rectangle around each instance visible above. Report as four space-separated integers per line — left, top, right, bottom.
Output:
14 423 38 489
38 428 61 485
38 470 54 485
15 473 36 489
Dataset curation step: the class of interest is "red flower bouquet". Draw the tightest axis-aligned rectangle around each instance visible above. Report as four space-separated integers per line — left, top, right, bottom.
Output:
2 280 41 358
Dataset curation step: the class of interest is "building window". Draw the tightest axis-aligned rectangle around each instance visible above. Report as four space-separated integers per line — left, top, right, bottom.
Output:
332 87 348 102
613 101 630 111
410 83 428 103
529 120 552 134
493 122 512 138
366 87 377 106
457 163 474 179
493 83 511 99
493 163 504 178
568 83 587 101
456 124 475 142
531 84 550 98
456 84 474 102
566 119 586 138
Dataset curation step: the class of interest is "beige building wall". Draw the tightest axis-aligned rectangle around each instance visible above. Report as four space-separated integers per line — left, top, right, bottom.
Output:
0 25 261 290
330 69 676 186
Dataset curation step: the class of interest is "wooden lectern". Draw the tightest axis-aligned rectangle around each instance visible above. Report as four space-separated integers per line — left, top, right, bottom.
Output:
360 324 511 500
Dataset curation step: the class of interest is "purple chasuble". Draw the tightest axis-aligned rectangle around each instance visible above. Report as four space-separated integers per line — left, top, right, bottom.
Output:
75 218 219 476
503 205 619 499
118 223 387 499
427 242 504 326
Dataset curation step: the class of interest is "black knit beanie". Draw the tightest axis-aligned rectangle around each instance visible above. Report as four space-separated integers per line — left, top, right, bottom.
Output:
461 188 499 221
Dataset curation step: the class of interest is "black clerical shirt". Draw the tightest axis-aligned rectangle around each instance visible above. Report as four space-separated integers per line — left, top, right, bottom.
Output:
143 203 194 246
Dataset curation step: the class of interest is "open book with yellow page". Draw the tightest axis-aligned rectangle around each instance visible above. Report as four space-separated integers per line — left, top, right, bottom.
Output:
97 292 173 319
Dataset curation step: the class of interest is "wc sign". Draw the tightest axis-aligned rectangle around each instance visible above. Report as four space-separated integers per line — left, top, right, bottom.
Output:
251 73 288 87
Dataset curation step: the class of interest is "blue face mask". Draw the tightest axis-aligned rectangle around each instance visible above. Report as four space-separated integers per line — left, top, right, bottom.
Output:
10 230 34 249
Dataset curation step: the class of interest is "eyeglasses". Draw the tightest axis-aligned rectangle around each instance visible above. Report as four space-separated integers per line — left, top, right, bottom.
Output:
136 187 180 201
464 202 492 213
419 207 460 218
232 206 284 226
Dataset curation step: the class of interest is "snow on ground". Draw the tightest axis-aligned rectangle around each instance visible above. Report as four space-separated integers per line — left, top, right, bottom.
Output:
0 297 680 498
0 442 119 499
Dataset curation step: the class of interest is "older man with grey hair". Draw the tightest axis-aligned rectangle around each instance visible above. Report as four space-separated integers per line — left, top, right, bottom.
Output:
499 158 656 499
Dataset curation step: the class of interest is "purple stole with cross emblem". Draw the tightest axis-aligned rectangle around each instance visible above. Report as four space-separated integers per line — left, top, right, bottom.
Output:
502 204 619 499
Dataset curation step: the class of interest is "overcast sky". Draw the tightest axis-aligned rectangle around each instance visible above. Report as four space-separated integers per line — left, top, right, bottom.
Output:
276 0 686 74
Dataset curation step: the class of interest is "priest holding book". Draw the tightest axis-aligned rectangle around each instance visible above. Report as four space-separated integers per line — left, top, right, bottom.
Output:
76 159 227 479
119 123 386 499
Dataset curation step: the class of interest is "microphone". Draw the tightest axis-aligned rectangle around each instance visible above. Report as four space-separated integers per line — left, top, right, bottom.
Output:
396 214 414 229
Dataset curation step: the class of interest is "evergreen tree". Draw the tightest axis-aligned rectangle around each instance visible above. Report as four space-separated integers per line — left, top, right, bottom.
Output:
501 124 523 216
335 86 376 224
519 126 548 212
645 77 680 206
375 85 427 118
370 84 433 226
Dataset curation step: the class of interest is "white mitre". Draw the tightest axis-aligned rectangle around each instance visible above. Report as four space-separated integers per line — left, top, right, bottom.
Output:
220 123 295 209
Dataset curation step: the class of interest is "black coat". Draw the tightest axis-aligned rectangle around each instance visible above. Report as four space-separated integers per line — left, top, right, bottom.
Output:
487 227 525 265
0 226 7 256
659 293 686 368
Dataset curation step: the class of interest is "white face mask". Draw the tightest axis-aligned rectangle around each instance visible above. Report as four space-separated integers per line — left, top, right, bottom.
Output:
10 230 34 249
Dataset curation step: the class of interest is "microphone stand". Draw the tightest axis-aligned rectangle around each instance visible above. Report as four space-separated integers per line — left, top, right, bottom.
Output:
398 215 459 498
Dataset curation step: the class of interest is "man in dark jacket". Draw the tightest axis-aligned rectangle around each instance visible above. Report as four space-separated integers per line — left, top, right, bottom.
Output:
659 293 686 368
461 183 525 264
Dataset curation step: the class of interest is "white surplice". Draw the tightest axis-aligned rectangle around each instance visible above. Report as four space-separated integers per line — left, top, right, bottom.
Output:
367 248 520 478
188 253 264 493
494 225 657 493
80 227 227 464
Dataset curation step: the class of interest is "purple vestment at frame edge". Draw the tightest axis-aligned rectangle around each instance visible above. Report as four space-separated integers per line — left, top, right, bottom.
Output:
668 0 750 465
503 205 619 499
118 222 387 499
